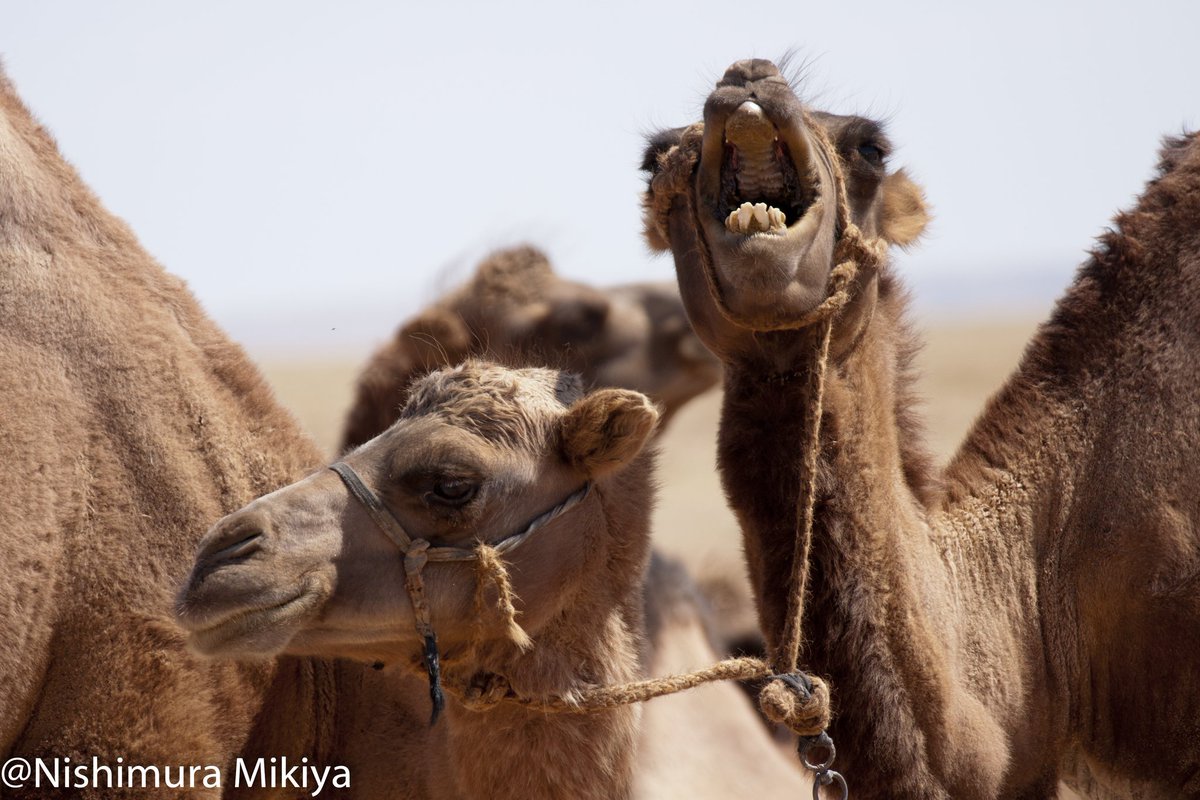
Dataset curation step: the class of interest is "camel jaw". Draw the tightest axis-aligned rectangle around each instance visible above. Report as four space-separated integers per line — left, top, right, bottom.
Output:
692 61 840 330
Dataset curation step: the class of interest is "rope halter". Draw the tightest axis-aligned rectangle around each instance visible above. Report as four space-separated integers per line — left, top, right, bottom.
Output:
329 461 591 724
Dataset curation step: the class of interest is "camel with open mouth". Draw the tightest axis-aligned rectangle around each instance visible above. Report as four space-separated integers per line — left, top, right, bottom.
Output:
644 57 1200 798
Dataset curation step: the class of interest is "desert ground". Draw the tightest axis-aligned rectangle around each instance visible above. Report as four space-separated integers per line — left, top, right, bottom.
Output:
263 317 1040 594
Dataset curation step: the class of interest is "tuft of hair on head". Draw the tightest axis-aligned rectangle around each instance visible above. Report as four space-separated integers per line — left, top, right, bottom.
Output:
559 389 659 478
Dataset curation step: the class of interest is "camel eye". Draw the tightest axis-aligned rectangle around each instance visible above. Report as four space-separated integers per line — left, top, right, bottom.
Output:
427 478 479 507
857 143 884 166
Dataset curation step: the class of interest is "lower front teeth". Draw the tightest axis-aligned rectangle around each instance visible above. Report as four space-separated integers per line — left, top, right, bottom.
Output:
725 202 787 234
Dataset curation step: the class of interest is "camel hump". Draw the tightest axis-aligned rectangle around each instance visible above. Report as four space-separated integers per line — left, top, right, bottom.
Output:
471 244 556 304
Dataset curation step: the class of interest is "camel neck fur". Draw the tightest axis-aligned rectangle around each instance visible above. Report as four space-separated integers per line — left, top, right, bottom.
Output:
0 69 408 793
437 614 642 800
718 270 1097 797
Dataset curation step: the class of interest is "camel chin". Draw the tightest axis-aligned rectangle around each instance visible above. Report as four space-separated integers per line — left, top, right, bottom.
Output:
183 588 323 658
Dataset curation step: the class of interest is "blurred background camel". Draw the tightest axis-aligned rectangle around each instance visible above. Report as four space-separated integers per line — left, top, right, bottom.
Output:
341 244 719 450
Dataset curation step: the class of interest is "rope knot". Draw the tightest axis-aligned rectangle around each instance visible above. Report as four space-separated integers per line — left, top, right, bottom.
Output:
458 671 513 712
403 539 430 574
758 672 831 737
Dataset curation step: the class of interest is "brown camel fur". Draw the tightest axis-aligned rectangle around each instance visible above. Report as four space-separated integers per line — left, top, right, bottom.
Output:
177 361 809 799
645 58 1200 798
0 66 376 798
341 244 720 451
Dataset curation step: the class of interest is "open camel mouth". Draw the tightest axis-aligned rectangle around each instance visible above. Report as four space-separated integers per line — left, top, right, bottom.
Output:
716 101 817 236
689 59 839 326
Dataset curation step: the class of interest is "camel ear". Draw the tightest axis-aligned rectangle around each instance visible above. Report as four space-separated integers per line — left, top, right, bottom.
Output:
560 389 659 477
401 308 472 370
880 169 929 248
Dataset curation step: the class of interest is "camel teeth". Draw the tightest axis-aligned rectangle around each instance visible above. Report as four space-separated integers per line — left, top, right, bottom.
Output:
769 206 787 231
726 201 787 235
752 202 769 229
737 203 753 231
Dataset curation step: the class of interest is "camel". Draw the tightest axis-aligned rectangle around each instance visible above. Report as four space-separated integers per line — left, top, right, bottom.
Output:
0 66 376 798
341 244 720 451
176 360 809 799
643 58 1200 798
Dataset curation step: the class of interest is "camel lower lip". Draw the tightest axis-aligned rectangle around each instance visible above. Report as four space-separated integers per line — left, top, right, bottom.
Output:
184 589 318 655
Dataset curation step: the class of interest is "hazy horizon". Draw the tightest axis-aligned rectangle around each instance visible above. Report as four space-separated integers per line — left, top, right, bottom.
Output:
4 1 1198 356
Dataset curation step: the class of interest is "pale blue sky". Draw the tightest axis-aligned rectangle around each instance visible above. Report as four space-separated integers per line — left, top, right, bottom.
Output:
4 1 1198 355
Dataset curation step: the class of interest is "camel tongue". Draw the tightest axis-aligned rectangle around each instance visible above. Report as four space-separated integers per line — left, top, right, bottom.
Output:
725 102 786 203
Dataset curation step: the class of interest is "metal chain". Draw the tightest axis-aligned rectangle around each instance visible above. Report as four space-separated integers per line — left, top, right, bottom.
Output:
800 732 848 800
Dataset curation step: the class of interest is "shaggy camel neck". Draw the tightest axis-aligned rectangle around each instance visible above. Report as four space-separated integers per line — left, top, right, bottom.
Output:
719 278 1086 798
438 615 641 800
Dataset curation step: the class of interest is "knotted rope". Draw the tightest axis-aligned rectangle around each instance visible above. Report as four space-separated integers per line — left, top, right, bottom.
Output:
474 543 534 653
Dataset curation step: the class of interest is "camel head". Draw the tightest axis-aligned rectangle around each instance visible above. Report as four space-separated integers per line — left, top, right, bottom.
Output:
642 59 929 366
406 246 719 422
176 361 659 667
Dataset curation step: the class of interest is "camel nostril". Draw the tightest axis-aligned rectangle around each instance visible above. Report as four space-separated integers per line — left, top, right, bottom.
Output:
208 530 264 563
196 515 271 568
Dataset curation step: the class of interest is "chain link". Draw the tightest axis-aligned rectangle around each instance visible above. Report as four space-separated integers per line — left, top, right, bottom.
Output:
799 732 848 800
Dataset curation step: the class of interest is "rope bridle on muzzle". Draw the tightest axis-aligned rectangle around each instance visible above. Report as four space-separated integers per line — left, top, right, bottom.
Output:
329 461 591 725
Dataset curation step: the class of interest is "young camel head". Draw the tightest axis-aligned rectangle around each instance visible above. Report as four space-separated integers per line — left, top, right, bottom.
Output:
642 59 929 368
176 361 659 679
